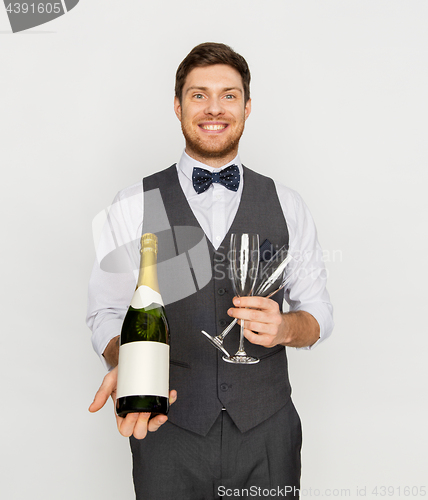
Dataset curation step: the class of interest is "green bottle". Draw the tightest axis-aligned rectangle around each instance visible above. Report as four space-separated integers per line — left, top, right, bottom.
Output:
116 233 170 417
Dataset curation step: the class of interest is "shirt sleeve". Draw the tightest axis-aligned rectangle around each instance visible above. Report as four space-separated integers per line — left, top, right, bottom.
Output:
275 182 334 349
86 183 144 370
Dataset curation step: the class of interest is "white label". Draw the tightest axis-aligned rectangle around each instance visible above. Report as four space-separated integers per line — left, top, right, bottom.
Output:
116 341 170 399
130 285 164 309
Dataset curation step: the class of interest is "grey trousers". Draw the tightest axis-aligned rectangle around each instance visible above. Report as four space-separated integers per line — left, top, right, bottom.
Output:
130 399 302 500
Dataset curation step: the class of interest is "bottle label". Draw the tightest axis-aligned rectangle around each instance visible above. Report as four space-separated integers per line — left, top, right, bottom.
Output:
116 341 170 399
131 285 164 310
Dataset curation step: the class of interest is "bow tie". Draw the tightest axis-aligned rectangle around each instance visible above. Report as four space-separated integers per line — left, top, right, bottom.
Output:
192 164 240 194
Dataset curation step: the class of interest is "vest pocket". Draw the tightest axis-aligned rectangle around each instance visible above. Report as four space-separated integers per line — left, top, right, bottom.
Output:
170 359 191 369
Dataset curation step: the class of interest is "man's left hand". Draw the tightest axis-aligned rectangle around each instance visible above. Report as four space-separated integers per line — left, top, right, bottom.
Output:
227 296 320 349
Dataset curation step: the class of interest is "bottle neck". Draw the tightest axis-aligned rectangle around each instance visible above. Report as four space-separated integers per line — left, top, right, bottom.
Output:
137 247 160 293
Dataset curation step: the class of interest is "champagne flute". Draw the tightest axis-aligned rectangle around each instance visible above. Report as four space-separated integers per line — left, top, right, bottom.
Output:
202 246 293 354
223 233 260 364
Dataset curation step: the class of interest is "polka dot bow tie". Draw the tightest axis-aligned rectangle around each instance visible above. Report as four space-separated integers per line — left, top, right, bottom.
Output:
192 164 240 194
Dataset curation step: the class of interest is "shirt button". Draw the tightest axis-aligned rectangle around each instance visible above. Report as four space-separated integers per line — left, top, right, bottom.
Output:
217 288 226 296
220 383 228 392
219 319 227 327
216 236 221 242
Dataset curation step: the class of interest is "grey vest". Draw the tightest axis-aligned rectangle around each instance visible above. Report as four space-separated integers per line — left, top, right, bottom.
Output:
142 165 292 436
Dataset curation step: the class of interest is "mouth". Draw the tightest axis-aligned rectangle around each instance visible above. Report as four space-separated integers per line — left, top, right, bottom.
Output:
198 123 228 132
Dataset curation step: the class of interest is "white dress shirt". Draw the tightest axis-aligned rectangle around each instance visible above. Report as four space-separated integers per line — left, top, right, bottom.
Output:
87 151 334 369
177 151 244 247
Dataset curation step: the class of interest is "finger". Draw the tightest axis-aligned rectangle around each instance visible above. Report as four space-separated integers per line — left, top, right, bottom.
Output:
228 307 254 320
147 414 168 433
146 390 177 433
145 390 178 431
118 390 178 439
133 412 153 439
233 296 279 311
89 367 118 413
241 319 278 335
118 412 150 439
228 307 278 326
243 328 277 347
169 390 178 405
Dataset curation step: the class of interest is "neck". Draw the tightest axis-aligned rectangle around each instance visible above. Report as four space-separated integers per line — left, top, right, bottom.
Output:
184 147 238 169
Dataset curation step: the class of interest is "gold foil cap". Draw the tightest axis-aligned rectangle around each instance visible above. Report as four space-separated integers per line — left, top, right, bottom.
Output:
140 233 158 253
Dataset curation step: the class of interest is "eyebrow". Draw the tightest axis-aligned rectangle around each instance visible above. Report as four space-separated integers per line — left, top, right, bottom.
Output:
185 86 243 95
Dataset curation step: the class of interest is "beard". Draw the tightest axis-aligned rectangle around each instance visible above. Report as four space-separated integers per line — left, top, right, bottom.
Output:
181 119 245 161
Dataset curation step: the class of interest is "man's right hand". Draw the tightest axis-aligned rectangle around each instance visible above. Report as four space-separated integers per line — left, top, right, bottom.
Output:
88 366 177 440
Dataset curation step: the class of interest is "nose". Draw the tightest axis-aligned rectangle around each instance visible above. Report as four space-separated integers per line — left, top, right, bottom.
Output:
204 96 225 116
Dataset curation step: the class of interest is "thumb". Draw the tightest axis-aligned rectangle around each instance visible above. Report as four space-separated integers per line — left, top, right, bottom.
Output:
89 367 118 413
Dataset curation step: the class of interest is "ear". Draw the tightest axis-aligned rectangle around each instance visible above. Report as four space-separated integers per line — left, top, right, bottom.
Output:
244 98 251 120
174 96 182 121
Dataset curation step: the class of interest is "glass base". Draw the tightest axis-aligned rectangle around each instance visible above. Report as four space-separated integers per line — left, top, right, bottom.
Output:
201 330 230 357
222 354 259 365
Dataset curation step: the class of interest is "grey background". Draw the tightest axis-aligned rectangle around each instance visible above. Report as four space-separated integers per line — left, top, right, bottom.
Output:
1 1 427 498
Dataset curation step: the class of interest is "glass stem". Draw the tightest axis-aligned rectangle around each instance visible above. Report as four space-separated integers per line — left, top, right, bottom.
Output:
218 318 237 341
237 315 246 355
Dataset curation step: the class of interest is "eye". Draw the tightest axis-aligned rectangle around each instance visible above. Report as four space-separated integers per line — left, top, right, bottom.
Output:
224 94 235 99
193 93 204 99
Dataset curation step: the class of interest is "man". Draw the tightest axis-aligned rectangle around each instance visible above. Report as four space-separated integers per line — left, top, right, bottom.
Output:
88 42 333 499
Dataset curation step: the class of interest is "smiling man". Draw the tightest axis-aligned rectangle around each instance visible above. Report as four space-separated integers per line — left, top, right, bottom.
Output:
88 42 334 500
175 63 251 164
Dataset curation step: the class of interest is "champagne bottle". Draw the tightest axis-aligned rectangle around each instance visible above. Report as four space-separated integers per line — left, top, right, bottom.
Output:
116 233 170 417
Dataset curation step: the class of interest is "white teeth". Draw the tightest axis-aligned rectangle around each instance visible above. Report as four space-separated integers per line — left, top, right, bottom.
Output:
202 124 226 130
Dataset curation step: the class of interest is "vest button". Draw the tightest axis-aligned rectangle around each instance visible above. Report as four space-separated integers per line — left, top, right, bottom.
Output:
220 383 228 391
217 288 226 296
219 319 227 327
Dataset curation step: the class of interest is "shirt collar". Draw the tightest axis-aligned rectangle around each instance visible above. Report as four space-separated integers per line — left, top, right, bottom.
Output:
177 150 243 183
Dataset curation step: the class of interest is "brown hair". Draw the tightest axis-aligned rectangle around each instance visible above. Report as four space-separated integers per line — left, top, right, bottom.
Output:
175 42 251 103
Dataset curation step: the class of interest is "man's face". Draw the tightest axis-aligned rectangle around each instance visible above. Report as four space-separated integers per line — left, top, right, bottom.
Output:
174 64 251 167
